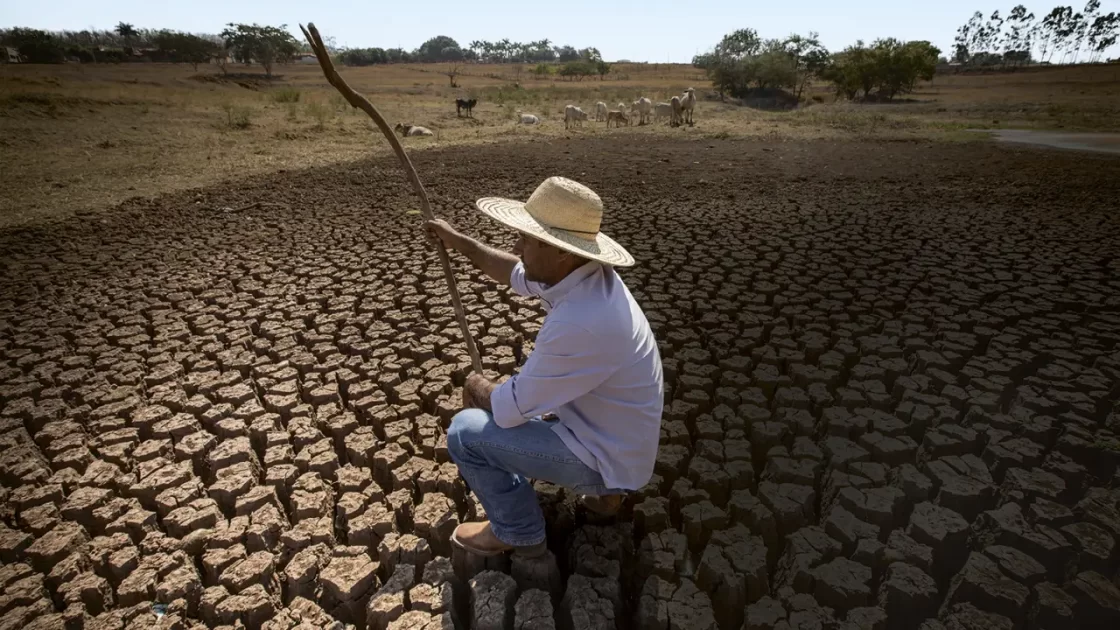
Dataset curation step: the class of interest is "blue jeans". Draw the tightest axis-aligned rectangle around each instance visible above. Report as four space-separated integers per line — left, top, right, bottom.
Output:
447 408 616 546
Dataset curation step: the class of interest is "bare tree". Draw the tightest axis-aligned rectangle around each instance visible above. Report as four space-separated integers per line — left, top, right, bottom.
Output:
446 62 460 87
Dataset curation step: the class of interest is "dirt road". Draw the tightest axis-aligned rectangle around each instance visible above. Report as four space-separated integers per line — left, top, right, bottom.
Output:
1 137 1119 629
984 129 1120 155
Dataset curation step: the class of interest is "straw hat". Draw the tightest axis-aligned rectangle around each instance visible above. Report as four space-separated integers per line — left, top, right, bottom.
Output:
476 177 635 267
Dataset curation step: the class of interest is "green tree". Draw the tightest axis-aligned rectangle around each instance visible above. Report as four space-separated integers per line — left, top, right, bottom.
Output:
559 60 594 80
219 23 298 78
154 30 222 70
417 35 462 62
783 32 830 99
1086 10 1120 62
4 28 65 63
555 45 580 62
116 22 137 49
595 59 611 80
1004 5 1036 65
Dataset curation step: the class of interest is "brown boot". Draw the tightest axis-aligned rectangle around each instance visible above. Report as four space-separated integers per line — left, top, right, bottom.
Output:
582 494 623 516
451 521 547 557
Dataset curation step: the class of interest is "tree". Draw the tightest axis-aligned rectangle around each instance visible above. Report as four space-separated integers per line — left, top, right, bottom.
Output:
783 32 830 99
4 28 65 63
822 38 938 101
417 35 462 62
116 22 137 49
595 60 611 80
982 11 1005 57
559 60 594 80
1086 11 1120 62
954 11 984 63
555 45 580 62
446 62 461 87
579 47 602 63
1004 5 1036 65
154 30 221 70
220 23 298 77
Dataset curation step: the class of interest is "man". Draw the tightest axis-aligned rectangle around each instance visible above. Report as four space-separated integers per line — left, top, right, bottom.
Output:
426 176 663 557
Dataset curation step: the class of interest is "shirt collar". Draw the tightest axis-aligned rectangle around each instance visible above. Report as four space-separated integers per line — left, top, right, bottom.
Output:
538 260 601 309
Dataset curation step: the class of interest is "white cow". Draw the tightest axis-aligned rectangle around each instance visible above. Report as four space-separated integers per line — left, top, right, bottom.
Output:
654 102 673 123
670 96 683 128
681 87 697 125
518 113 541 125
594 101 608 122
394 123 434 137
564 105 588 129
631 97 653 125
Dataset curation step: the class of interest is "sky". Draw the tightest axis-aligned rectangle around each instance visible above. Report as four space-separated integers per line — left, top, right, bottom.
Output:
5 1 1118 63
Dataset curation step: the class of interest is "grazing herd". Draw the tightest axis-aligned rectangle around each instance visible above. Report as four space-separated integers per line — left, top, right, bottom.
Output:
395 88 697 139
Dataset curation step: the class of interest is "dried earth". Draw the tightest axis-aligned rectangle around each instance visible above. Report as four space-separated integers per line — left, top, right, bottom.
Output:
1 136 1119 629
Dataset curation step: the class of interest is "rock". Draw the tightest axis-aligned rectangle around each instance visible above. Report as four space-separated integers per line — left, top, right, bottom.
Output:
846 606 888 630
219 550 275 594
744 596 787 630
773 526 842 593
666 579 718 630
943 552 1028 625
470 570 516 630
213 583 277 628
982 545 1046 586
514 589 555 630
810 557 871 613
1067 570 1120 626
319 550 378 625
23 522 89 572
906 502 969 582
695 525 768 630
1030 581 1077 629
940 602 1014 630
1060 521 1116 575
367 563 415 630
511 549 562 598
878 562 937 628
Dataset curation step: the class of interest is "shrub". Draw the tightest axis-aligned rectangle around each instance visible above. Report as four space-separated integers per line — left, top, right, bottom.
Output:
305 101 330 130
272 87 301 103
220 102 253 129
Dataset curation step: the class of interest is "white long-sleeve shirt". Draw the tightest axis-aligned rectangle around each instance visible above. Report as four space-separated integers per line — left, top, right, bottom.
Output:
490 260 664 491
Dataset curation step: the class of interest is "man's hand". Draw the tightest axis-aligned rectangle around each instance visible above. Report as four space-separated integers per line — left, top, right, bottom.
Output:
463 373 496 412
425 219 461 252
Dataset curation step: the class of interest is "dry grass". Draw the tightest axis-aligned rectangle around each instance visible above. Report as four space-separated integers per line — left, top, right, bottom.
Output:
1 61 1117 227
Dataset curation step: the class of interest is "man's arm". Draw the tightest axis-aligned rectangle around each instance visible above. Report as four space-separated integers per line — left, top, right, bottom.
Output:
463 373 496 412
426 219 518 286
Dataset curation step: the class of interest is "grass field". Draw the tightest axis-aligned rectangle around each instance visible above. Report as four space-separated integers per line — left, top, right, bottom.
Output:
2 60 1118 226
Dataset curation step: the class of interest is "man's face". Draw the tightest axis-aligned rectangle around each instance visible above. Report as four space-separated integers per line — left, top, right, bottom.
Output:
513 233 566 283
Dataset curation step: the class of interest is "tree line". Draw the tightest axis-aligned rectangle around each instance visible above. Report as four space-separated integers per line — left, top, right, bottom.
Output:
693 30 940 102
0 22 302 76
334 35 604 66
954 2 1119 66
694 29 940 102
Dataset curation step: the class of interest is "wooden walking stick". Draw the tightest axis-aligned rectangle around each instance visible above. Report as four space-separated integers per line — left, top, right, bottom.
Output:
299 22 483 374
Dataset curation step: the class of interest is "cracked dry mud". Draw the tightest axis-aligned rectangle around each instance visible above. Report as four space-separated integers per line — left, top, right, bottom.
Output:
1 136 1120 630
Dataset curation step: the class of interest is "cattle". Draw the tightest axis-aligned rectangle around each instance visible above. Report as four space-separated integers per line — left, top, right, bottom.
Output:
680 88 696 125
394 123 434 137
518 113 541 125
564 105 588 129
631 97 653 125
654 102 673 123
606 110 629 128
669 97 683 128
594 101 609 122
455 98 478 118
